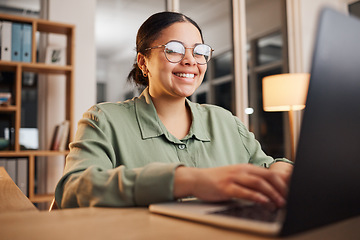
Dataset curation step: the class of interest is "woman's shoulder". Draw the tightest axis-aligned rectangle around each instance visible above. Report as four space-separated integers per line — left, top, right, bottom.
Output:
190 101 234 119
83 98 137 121
189 101 249 131
91 98 136 111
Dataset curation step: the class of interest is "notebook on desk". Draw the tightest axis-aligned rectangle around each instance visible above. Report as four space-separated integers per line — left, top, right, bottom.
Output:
149 7 360 236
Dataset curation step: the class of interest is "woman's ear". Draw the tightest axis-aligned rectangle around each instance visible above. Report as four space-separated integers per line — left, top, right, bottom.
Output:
137 53 147 75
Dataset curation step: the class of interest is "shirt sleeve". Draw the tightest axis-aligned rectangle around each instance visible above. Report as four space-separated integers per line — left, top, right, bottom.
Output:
55 105 182 208
234 117 292 168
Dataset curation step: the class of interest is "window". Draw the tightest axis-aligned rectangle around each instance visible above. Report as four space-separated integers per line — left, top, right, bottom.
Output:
247 32 288 158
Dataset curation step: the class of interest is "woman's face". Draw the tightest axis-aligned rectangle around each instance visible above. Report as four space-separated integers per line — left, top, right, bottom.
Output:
141 22 207 100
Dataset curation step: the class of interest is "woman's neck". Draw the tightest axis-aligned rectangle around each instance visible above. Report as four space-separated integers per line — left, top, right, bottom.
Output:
150 95 192 140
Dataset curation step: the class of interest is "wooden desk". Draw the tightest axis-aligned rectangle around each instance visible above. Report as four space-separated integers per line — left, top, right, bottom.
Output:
0 207 359 240
0 167 38 213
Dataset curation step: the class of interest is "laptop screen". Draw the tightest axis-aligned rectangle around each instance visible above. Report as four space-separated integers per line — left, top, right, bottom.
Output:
281 8 360 236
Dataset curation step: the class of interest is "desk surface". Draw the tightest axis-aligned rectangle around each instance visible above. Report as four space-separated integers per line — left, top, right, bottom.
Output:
0 167 38 214
0 207 359 240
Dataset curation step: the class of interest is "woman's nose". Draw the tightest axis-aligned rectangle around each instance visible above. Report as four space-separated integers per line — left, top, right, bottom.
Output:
181 48 197 65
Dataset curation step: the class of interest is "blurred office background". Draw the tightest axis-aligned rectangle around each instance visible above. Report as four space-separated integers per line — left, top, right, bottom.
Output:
0 0 357 209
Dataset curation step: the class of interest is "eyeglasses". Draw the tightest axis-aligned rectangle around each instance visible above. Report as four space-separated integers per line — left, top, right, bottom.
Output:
145 40 214 65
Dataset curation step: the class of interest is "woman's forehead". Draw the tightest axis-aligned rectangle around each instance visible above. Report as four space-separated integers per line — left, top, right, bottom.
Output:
153 22 203 46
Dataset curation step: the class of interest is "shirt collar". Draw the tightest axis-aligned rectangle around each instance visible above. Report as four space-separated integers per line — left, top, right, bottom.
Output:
135 87 211 142
185 99 211 142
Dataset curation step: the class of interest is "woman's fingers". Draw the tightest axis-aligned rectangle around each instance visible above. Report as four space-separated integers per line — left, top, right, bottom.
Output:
226 183 271 204
211 164 288 206
232 170 286 207
174 164 291 207
247 165 288 197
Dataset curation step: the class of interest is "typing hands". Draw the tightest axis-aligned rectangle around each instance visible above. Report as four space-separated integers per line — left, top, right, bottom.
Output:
174 163 293 207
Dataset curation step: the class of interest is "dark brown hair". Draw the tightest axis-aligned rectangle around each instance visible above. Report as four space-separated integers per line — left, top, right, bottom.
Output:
127 11 204 87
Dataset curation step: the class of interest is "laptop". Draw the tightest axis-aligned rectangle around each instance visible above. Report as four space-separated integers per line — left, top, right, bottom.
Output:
149 7 360 236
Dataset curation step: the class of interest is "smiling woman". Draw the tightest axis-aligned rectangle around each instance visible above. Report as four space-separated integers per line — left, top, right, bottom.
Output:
136 18 208 138
55 11 293 209
139 24 207 98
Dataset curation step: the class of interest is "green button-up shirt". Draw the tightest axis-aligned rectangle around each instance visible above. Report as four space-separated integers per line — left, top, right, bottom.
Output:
55 88 288 208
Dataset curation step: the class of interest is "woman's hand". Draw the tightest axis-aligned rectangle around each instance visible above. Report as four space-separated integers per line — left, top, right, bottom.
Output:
269 161 294 184
174 164 290 207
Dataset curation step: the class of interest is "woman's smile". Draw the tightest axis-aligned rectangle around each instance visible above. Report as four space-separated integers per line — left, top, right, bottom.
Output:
174 72 195 78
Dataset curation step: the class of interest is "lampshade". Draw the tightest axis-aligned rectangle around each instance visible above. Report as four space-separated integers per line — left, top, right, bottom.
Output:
262 73 310 112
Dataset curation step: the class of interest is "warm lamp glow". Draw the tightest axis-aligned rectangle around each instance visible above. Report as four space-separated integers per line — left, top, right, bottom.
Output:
263 73 310 112
262 73 310 161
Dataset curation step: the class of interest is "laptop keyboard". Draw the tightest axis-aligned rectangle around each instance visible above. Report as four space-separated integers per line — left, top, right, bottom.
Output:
211 202 281 222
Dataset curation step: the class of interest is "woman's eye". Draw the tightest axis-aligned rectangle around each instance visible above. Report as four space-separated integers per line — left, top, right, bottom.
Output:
165 49 175 54
166 49 183 54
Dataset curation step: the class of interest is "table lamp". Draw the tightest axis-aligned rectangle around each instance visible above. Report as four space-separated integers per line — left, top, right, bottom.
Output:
262 73 310 161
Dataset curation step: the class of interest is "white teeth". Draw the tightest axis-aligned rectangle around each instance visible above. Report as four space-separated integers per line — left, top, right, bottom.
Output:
175 73 195 78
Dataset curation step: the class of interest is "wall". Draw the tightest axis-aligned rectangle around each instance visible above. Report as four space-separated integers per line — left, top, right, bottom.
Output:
246 0 282 40
287 0 354 73
44 0 96 193
48 0 97 127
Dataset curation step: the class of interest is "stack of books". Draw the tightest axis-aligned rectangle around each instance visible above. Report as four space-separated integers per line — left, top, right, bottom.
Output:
0 92 11 105
50 120 70 151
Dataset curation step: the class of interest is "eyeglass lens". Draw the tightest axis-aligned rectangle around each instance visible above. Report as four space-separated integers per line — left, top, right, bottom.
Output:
164 41 212 64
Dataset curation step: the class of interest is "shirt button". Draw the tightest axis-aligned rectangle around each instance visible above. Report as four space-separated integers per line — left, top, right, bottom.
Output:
178 144 186 150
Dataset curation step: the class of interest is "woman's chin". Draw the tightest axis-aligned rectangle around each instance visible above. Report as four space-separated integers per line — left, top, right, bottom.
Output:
175 88 197 98
173 83 201 98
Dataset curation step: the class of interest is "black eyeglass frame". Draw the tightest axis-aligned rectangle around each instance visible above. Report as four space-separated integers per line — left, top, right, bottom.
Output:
144 40 214 65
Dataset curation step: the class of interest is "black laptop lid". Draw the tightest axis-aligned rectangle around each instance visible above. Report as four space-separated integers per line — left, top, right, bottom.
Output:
281 8 360 236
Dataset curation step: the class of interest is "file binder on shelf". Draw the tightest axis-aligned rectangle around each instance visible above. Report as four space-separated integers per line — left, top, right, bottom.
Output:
22 24 32 62
5 158 16 182
0 21 12 61
17 158 28 196
11 22 22 62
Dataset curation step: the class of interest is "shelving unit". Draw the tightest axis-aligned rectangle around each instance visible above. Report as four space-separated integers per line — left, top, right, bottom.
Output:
0 13 74 203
